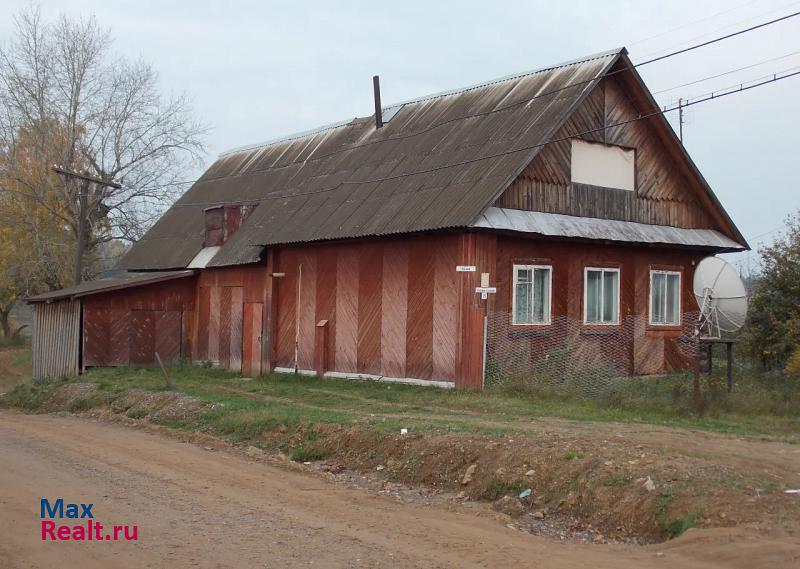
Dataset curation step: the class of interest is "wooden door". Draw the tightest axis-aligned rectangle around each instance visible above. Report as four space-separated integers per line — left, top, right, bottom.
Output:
219 286 244 371
242 302 263 377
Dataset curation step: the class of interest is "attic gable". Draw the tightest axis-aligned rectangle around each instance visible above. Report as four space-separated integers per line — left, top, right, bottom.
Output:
495 58 746 245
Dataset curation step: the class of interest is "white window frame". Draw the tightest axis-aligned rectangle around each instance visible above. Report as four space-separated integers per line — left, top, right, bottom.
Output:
583 267 621 325
648 270 682 326
511 264 553 326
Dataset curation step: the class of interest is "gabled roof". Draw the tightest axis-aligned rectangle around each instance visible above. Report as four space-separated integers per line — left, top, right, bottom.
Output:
120 49 625 270
119 47 746 271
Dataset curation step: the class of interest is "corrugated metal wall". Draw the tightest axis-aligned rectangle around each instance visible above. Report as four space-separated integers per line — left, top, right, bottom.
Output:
32 300 81 380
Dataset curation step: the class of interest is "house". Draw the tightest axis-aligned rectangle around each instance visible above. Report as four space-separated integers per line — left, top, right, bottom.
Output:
28 48 747 387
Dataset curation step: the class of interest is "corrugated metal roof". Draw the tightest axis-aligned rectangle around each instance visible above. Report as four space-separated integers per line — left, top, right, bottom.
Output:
119 49 625 270
27 271 196 303
472 207 746 251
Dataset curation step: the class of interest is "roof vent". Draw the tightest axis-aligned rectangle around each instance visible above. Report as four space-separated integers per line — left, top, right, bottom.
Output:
373 75 383 129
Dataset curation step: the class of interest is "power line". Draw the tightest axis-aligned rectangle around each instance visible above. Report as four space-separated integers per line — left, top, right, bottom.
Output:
636 9 800 66
135 10 800 195
627 0 763 47
187 11 800 187
651 49 800 95
169 68 800 209
637 0 800 59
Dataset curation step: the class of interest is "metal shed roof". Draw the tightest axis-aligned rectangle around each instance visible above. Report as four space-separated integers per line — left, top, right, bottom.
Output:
472 208 746 251
119 49 626 270
27 271 196 303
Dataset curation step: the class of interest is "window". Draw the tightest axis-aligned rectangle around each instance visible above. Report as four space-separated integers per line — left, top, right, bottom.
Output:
584 268 620 324
571 139 635 191
650 271 681 325
512 265 552 325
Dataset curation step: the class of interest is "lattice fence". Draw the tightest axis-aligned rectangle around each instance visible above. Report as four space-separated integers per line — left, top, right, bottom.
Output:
485 311 702 398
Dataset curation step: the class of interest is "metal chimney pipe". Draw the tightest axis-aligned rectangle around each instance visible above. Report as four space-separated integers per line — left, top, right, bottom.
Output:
373 75 383 129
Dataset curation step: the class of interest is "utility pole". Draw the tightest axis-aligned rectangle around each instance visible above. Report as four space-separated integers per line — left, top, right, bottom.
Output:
52 166 122 285
678 98 684 143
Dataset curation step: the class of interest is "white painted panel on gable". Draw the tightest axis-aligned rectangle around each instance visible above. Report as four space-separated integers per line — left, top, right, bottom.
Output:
570 139 635 191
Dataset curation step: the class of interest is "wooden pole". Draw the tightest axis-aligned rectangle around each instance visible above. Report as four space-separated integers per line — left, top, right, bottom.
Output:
51 166 122 286
74 179 88 285
155 352 172 389
693 339 702 414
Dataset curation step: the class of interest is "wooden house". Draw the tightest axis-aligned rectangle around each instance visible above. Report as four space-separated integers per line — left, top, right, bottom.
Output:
28 48 747 387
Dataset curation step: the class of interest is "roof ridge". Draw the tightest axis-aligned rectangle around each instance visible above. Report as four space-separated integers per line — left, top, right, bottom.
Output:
218 47 625 158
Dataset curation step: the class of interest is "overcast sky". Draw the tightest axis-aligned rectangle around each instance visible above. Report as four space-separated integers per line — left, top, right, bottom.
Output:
2 0 798 272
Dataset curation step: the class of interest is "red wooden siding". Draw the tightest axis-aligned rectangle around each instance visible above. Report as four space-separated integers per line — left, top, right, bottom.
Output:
406 240 435 379
297 250 317 371
130 311 156 365
490 234 703 376
208 285 221 362
194 266 269 372
219 286 244 371
380 242 408 377
82 277 195 368
79 230 702 385
154 310 182 364
315 250 338 373
270 234 462 383
357 243 383 374
456 232 498 389
334 245 359 372
432 236 458 380
242 302 263 377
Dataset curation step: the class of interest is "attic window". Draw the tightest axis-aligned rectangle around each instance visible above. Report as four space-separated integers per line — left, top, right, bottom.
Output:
570 139 635 191
203 204 257 247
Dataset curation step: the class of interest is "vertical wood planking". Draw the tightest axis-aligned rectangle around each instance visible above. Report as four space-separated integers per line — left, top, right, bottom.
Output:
405 238 435 379
196 286 211 360
275 249 298 367
335 245 359 372
357 243 383 374
297 251 317 370
229 286 244 371
315 248 338 372
129 310 156 365
208 286 221 362
82 307 109 366
242 302 263 377
154 310 182 364
32 300 80 380
219 286 232 367
109 309 130 365
381 241 408 377
432 236 458 380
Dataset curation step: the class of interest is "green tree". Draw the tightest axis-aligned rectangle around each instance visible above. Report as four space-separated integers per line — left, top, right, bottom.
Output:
742 211 800 370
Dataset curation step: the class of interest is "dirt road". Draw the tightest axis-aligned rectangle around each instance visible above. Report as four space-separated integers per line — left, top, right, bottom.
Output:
1 411 798 569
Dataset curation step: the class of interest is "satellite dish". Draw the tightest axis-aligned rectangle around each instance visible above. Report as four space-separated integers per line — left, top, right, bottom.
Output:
693 256 748 338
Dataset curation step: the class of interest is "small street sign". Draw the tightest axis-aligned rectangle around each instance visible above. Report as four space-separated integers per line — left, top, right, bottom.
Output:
456 265 476 272
475 287 496 294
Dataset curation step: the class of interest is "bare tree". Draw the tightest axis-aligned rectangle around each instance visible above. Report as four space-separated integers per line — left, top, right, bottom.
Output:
0 7 207 286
